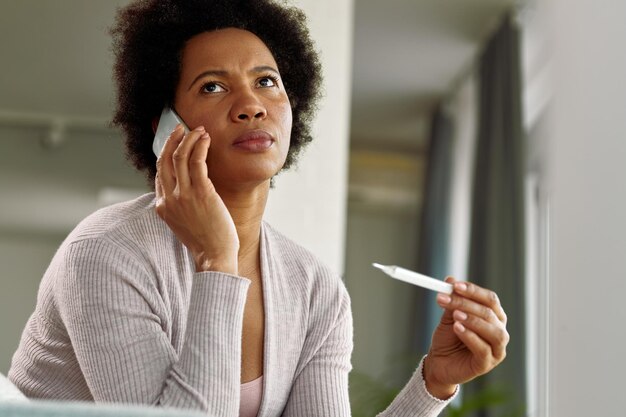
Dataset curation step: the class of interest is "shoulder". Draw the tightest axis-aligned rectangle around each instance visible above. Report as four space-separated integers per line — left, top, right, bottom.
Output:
50 194 174 311
52 192 174 285
66 192 160 244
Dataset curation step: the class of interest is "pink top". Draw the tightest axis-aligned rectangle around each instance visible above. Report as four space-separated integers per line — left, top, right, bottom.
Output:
239 375 264 417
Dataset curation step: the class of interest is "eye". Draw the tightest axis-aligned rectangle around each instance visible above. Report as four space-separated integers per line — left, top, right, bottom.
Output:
200 82 226 94
257 75 279 88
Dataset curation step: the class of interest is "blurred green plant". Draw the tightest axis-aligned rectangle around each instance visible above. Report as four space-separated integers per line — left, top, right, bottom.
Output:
349 366 525 417
349 370 402 417
444 385 525 417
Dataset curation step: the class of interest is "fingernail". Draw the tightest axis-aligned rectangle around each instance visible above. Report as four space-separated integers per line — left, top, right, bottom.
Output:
437 294 451 305
174 124 184 132
453 310 468 321
454 322 466 333
194 126 205 132
455 282 467 292
200 132 209 139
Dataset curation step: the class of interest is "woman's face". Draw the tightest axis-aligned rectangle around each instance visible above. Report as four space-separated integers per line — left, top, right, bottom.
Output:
174 28 292 189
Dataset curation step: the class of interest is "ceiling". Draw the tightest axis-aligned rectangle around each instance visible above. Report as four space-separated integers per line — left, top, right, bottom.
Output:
350 0 514 150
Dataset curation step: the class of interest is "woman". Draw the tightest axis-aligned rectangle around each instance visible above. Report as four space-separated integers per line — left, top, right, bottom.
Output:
9 1 509 416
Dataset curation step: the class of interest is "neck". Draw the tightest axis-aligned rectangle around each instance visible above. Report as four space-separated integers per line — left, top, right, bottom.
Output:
215 180 270 266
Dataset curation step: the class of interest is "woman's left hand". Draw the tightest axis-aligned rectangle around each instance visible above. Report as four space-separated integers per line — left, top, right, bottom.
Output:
423 277 509 399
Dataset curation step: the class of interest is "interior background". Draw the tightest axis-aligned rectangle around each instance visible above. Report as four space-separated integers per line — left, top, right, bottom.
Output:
3 0 624 416
0 0 526 377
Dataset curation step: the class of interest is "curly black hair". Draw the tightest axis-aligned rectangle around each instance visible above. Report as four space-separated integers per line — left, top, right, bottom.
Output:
110 0 323 187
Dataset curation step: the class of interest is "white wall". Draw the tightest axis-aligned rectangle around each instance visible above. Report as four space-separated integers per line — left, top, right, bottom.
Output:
547 0 626 415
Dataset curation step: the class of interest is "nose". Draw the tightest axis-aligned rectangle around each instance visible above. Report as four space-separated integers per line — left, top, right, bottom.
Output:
230 90 267 122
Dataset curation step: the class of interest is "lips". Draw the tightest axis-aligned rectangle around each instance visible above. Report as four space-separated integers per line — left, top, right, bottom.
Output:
232 130 275 152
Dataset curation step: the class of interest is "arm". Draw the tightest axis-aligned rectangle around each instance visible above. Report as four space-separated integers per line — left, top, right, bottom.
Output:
57 237 249 415
56 122 246 412
376 357 457 417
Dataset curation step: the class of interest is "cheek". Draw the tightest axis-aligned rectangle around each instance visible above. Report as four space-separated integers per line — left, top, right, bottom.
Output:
278 101 293 141
190 111 222 144
194 109 219 132
279 106 292 158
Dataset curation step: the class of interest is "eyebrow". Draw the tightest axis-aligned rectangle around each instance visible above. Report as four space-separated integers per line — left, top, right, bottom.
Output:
187 66 280 91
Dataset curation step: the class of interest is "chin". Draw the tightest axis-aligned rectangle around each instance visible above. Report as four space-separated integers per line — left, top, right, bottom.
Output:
211 161 285 188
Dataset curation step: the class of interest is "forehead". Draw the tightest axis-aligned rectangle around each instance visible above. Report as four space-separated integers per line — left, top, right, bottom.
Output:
180 28 278 73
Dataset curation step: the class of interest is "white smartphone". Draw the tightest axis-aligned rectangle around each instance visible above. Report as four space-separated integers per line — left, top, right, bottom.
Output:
153 107 189 157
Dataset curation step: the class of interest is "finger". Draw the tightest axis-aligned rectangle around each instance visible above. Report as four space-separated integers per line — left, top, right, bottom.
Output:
172 126 206 192
436 278 457 325
452 280 507 324
189 132 211 187
437 291 502 325
451 322 495 375
154 173 167 220
452 310 509 360
155 172 163 199
157 124 185 194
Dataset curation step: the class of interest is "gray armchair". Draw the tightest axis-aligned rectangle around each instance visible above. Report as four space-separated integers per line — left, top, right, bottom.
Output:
0 374 205 417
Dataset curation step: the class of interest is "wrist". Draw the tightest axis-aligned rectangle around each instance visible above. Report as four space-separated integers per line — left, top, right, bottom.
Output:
194 252 238 275
423 356 457 400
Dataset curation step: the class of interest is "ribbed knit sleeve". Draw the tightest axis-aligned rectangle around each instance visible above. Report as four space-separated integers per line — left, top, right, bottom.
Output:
378 357 458 417
56 237 250 415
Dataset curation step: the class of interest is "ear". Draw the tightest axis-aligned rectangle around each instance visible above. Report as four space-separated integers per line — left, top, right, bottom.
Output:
151 117 159 134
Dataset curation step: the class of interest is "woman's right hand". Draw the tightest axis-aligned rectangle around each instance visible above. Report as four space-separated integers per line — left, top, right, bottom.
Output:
155 124 239 274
